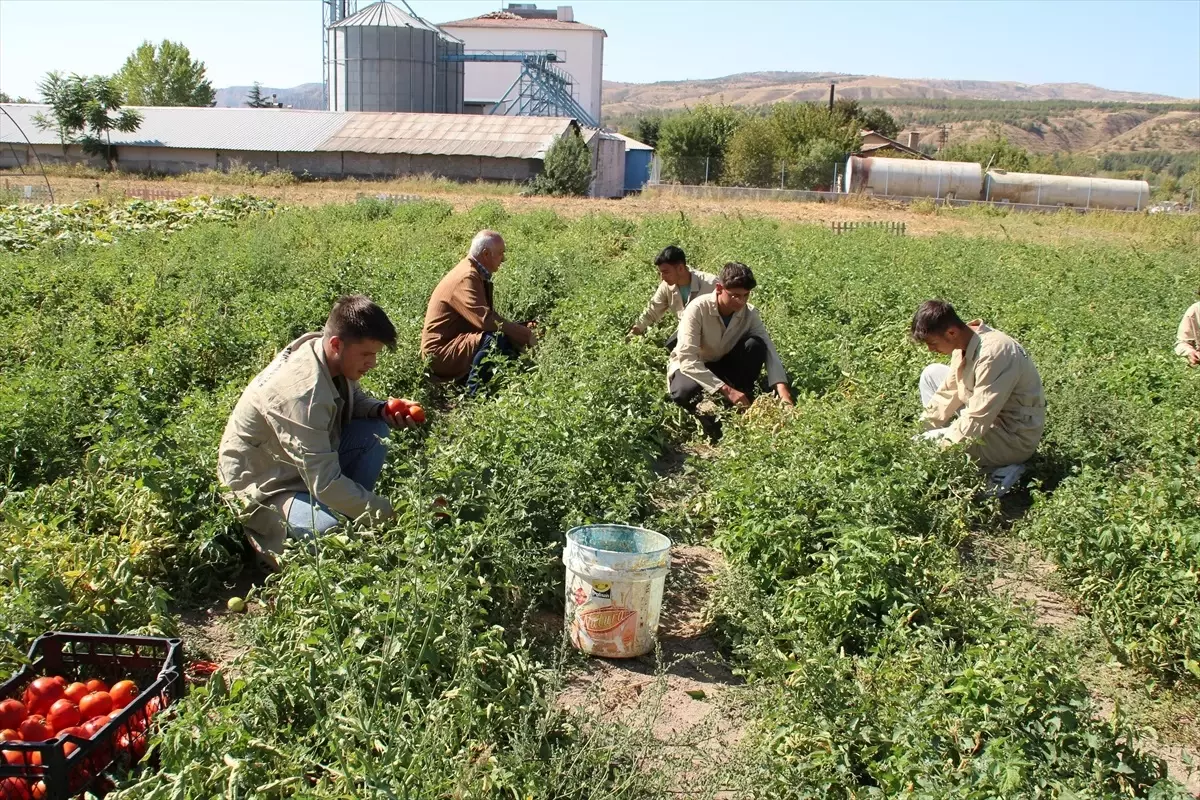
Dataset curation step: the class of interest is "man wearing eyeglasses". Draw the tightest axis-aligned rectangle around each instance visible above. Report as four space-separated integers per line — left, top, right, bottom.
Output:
667 261 794 413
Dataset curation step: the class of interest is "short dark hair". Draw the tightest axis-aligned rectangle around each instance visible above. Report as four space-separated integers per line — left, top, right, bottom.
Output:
654 245 687 268
910 299 967 342
324 295 397 349
717 262 757 291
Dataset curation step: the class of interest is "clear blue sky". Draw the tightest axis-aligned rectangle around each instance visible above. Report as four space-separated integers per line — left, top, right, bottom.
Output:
1 0 1198 100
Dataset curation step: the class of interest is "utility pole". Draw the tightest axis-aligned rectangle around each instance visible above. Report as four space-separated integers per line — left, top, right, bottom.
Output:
828 82 835 112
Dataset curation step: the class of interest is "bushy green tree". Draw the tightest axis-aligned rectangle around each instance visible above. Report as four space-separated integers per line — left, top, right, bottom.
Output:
116 40 215 107
0 91 33 104
656 103 745 184
788 138 847 190
632 115 661 148
33 72 143 169
529 129 592 196
940 131 1031 172
724 117 784 187
858 107 900 138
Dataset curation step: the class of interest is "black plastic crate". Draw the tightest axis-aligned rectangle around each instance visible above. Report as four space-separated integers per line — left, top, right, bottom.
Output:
0 632 184 800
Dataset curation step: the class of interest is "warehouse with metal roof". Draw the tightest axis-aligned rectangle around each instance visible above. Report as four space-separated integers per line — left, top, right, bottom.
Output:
0 103 613 188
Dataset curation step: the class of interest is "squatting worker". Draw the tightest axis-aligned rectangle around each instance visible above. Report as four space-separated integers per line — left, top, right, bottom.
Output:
217 296 415 569
912 299 1045 492
1176 289 1200 366
629 245 716 349
668 261 794 411
421 229 536 394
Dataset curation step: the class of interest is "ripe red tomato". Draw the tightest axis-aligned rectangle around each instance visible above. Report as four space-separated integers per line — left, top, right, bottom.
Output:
45 699 79 733
63 683 88 705
84 680 107 694
2 748 28 766
1 777 33 800
57 725 88 757
82 715 109 738
0 699 25 730
78 692 112 719
23 679 64 716
408 404 426 424
385 397 409 417
109 681 137 711
17 716 51 742
0 728 19 743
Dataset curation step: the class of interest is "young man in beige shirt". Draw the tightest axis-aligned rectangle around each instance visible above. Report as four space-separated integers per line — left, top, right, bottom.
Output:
629 245 716 350
667 262 794 415
911 299 1046 495
1176 293 1200 365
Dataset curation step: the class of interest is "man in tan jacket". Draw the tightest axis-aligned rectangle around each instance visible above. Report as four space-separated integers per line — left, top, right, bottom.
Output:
420 230 536 393
912 299 1046 494
668 262 794 415
1176 293 1200 365
629 246 716 348
218 296 414 568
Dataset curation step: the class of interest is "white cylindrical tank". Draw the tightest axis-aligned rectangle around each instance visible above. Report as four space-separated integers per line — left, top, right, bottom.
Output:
844 156 983 200
984 171 1149 211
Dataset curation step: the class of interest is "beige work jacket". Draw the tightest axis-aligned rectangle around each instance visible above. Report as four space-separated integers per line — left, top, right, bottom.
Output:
1176 302 1200 359
668 293 788 393
633 269 717 331
922 321 1046 468
217 333 392 555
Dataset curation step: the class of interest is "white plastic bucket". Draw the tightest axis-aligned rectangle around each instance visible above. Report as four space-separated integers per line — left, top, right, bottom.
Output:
563 524 671 658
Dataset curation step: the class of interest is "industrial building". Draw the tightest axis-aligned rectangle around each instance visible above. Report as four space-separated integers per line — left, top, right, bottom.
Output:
843 155 1150 211
0 104 598 186
440 6 605 125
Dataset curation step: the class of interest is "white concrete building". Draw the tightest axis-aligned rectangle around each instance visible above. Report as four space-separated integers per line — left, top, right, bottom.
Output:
439 6 605 124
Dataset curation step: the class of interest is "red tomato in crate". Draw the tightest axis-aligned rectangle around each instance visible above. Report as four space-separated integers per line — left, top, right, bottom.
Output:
84 680 107 694
109 681 137 710
1 777 33 800
0 700 25 730
82 715 109 737
63 683 88 704
17 716 51 742
0 729 19 742
46 699 80 733
22 680 63 717
79 692 112 719
57 725 89 757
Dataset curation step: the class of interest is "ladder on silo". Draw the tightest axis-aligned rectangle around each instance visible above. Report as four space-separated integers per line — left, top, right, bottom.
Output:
441 51 599 127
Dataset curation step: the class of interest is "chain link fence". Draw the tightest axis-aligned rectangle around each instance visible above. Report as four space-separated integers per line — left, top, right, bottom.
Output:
650 155 844 192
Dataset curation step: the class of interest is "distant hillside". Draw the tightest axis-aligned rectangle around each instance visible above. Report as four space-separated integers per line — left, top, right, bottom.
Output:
602 71 1183 116
214 83 324 110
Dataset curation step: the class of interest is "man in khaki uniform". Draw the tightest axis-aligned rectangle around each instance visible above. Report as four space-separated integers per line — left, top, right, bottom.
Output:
218 296 413 568
629 246 716 349
911 299 1046 494
668 262 794 415
1176 294 1200 365
421 230 536 393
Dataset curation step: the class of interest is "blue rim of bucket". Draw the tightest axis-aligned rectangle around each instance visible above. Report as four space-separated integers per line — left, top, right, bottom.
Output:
566 524 671 556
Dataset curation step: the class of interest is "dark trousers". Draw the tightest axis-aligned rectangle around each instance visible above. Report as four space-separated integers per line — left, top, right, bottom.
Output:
669 334 769 410
664 330 679 352
466 332 519 395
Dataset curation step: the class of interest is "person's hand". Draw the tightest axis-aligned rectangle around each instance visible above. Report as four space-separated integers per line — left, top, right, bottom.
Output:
775 383 794 406
721 384 751 409
913 427 951 443
383 398 419 429
629 325 645 337
1189 350 1200 366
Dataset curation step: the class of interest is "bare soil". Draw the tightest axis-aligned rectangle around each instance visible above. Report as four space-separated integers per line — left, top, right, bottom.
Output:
173 569 263 671
556 545 752 796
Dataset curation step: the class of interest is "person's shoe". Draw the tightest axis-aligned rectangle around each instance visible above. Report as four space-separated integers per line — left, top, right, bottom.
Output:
985 463 1026 497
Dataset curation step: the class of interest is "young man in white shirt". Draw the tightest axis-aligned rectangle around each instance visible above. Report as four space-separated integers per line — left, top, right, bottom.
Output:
629 246 717 350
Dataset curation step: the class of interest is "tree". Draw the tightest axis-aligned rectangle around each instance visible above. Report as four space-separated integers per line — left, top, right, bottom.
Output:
656 103 745 184
245 82 268 108
858 107 900 139
0 91 33 104
724 117 784 187
33 72 142 170
116 40 215 107
529 129 592 196
940 131 1031 172
632 115 661 149
788 138 847 190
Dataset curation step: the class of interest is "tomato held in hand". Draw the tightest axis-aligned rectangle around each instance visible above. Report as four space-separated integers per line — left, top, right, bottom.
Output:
407 404 426 425
385 397 409 418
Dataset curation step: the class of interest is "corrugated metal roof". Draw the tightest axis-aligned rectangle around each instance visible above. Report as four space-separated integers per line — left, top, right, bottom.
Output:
439 15 605 33
331 1 448 35
321 113 575 159
1 104 577 161
0 104 350 152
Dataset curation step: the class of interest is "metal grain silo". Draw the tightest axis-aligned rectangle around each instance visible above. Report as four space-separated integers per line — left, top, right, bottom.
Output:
984 171 1149 211
328 1 464 113
844 156 983 200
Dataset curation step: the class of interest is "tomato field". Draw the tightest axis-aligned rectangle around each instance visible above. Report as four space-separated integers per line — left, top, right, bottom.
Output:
0 196 1198 798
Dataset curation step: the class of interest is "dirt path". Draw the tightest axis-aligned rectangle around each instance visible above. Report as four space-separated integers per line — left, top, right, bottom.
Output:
173 569 263 674
985 539 1200 795
556 544 753 797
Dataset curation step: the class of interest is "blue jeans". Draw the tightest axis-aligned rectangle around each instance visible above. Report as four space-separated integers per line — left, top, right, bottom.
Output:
285 418 390 540
466 332 519 395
